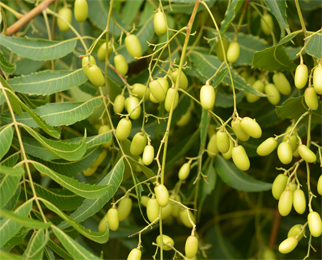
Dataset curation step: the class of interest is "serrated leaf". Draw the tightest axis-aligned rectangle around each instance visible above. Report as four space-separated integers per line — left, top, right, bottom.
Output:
264 0 290 33
23 229 47 260
8 69 88 95
220 0 245 35
0 165 24 176
0 35 77 61
305 33 322 60
0 52 16 74
0 125 13 161
3 226 30 248
0 250 26 260
214 156 272 192
0 175 21 209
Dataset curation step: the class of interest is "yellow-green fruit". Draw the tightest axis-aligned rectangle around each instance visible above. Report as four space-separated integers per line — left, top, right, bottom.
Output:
161 201 173 220
222 139 233 160
278 190 293 216
126 96 141 120
257 137 277 156
107 208 119 231
261 14 274 35
156 235 174 251
231 118 250 141
141 196 150 207
305 87 319 110
246 75 256 85
318 175 322 195
272 174 288 200
272 72 291 95
154 184 169 207
91 149 107 168
149 80 166 102
278 237 298 254
207 134 219 157
313 66 322 94
114 54 128 76
185 236 198 259
83 166 97 176
293 148 299 158
298 144 317 163
227 42 240 63
289 182 297 192
288 224 305 241
98 125 113 148
113 95 125 114
277 142 293 164
57 7 72 32
98 215 107 232
176 111 191 127
246 80 265 103
127 248 141 260
178 163 191 180
179 209 195 228
240 117 262 139
142 145 154 166
216 130 230 154
97 42 113 62
125 34 142 59
265 83 281 105
74 0 88 23
157 77 169 93
165 88 179 112
118 197 132 221
146 198 159 222
132 83 150 100
170 194 181 217
185 256 197 260
215 38 229 62
262 248 276 260
134 158 142 172
295 64 308 89
154 10 167 36
116 118 132 141
82 55 96 77
308 211 322 237
293 189 306 214
200 84 215 110
130 132 147 156
232 145 250 171
171 69 188 90
283 134 298 152
150 92 160 103
86 65 105 87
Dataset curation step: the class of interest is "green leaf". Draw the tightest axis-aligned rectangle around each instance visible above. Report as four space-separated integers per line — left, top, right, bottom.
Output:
3 185 21 211
0 77 23 116
122 0 144 25
47 239 72 260
214 156 272 192
0 52 16 74
8 69 88 95
44 247 55 260
52 225 101 260
220 0 245 35
199 109 210 150
14 58 44 76
0 125 13 161
305 33 322 60
264 0 290 34
0 152 19 167
0 35 77 61
0 165 24 176
0 250 26 260
0 175 21 209
215 88 244 108
23 229 47 260
3 226 30 249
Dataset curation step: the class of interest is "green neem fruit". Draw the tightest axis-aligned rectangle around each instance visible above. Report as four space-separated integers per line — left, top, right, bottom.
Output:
130 132 147 156
161 201 173 220
289 182 297 192
313 66 322 94
171 193 181 217
82 55 96 76
246 75 256 85
207 134 219 157
98 125 113 148
283 134 298 152
83 166 97 176
272 72 291 95
150 92 160 103
232 145 250 171
91 149 107 168
113 94 125 114
171 69 188 90
240 117 262 139
154 10 167 37
142 145 154 166
185 235 198 259
154 184 169 207
260 14 274 35
149 80 166 102
180 209 195 228
116 118 132 141
272 174 288 200
227 42 240 63
156 235 174 251
178 163 191 180
97 42 113 62
134 159 142 172
262 248 276 260
86 65 105 87
215 37 229 62
118 197 132 221
165 88 179 112
231 118 250 141
278 237 298 254
293 189 306 215
265 83 280 105
216 130 230 154
147 198 159 222
305 87 319 110
308 211 322 237
295 64 308 89
132 83 150 100
318 175 322 195
125 34 142 59
278 190 293 216
114 54 128 76
277 142 293 164
222 139 233 160
200 84 215 110
57 7 72 32
126 96 141 120
98 215 107 232
157 77 169 93
141 195 150 207
288 224 305 241
127 248 141 260
176 110 191 127
298 144 317 163
74 0 88 23
107 207 119 231
257 137 277 156
246 80 265 103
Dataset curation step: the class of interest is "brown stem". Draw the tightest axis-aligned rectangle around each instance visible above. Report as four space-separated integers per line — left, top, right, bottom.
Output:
268 206 282 249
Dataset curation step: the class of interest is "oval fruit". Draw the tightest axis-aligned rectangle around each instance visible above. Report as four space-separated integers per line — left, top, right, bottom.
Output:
179 209 195 228
207 134 219 157
257 137 277 156
240 117 262 138
227 42 240 63
86 64 105 87
262 248 276 260
114 54 128 76
171 69 188 90
272 72 291 95
215 37 229 62
130 132 147 156
82 55 96 77
283 134 298 152
231 118 250 141
295 64 308 89
126 96 141 120
278 237 298 254
200 84 215 110
298 144 316 163
216 130 230 154
154 184 169 207
91 149 107 168
308 211 322 237
232 145 250 171
176 110 191 127
154 10 167 36
149 80 166 102
132 83 150 100
165 88 179 112
146 198 159 222
97 42 113 62
116 118 132 141
83 166 97 176
157 77 169 93
277 142 293 164
272 174 288 200
141 196 150 207
113 95 125 114
156 235 174 251
178 163 191 180
185 235 198 259
278 190 293 216
293 189 306 214
265 83 280 105
318 175 322 195
289 182 297 192
125 34 142 59
74 0 88 23
127 248 141 260
170 194 181 217
222 139 233 160
142 145 154 166
161 201 173 220
305 87 319 110
246 80 265 103
288 224 305 241
150 92 160 103
98 215 107 232
98 125 113 148
57 7 72 32
118 197 132 221
261 14 274 35
107 207 119 231
313 66 322 94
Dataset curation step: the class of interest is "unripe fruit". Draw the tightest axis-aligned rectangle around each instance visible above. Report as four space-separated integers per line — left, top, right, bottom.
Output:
185 235 198 259
227 42 240 63
146 198 159 222
293 189 306 214
142 145 154 166
305 87 319 110
86 65 105 87
231 118 249 141
82 55 96 77
272 174 288 200
200 84 215 110
107 208 119 231
216 130 230 154
98 215 107 232
298 144 316 163
130 132 147 156
170 194 181 217
178 163 191 180
57 7 72 32
83 166 97 176
156 235 174 251
98 125 113 148
125 34 142 59
222 139 233 160
161 201 173 220
318 175 322 195
132 83 150 100
127 248 141 260
149 80 166 102
141 196 150 207
154 10 167 37
246 75 256 85
232 145 250 171
171 69 188 90
262 248 276 260
289 182 297 192
308 211 322 237
157 77 169 93
261 14 274 35
257 137 277 156
295 64 308 89
272 72 291 95
207 134 219 157
165 88 178 112
113 95 125 114
154 184 169 207
313 66 322 94
240 117 262 139
179 209 195 228
97 42 113 62
277 142 293 164
215 38 229 62
278 190 293 216
74 0 88 23
176 111 191 127
116 118 132 141
265 83 280 105
288 224 305 241
278 237 298 254
126 96 141 120
283 134 298 152
118 197 132 221
114 54 128 76
150 92 159 103
246 80 265 103
92 149 107 168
